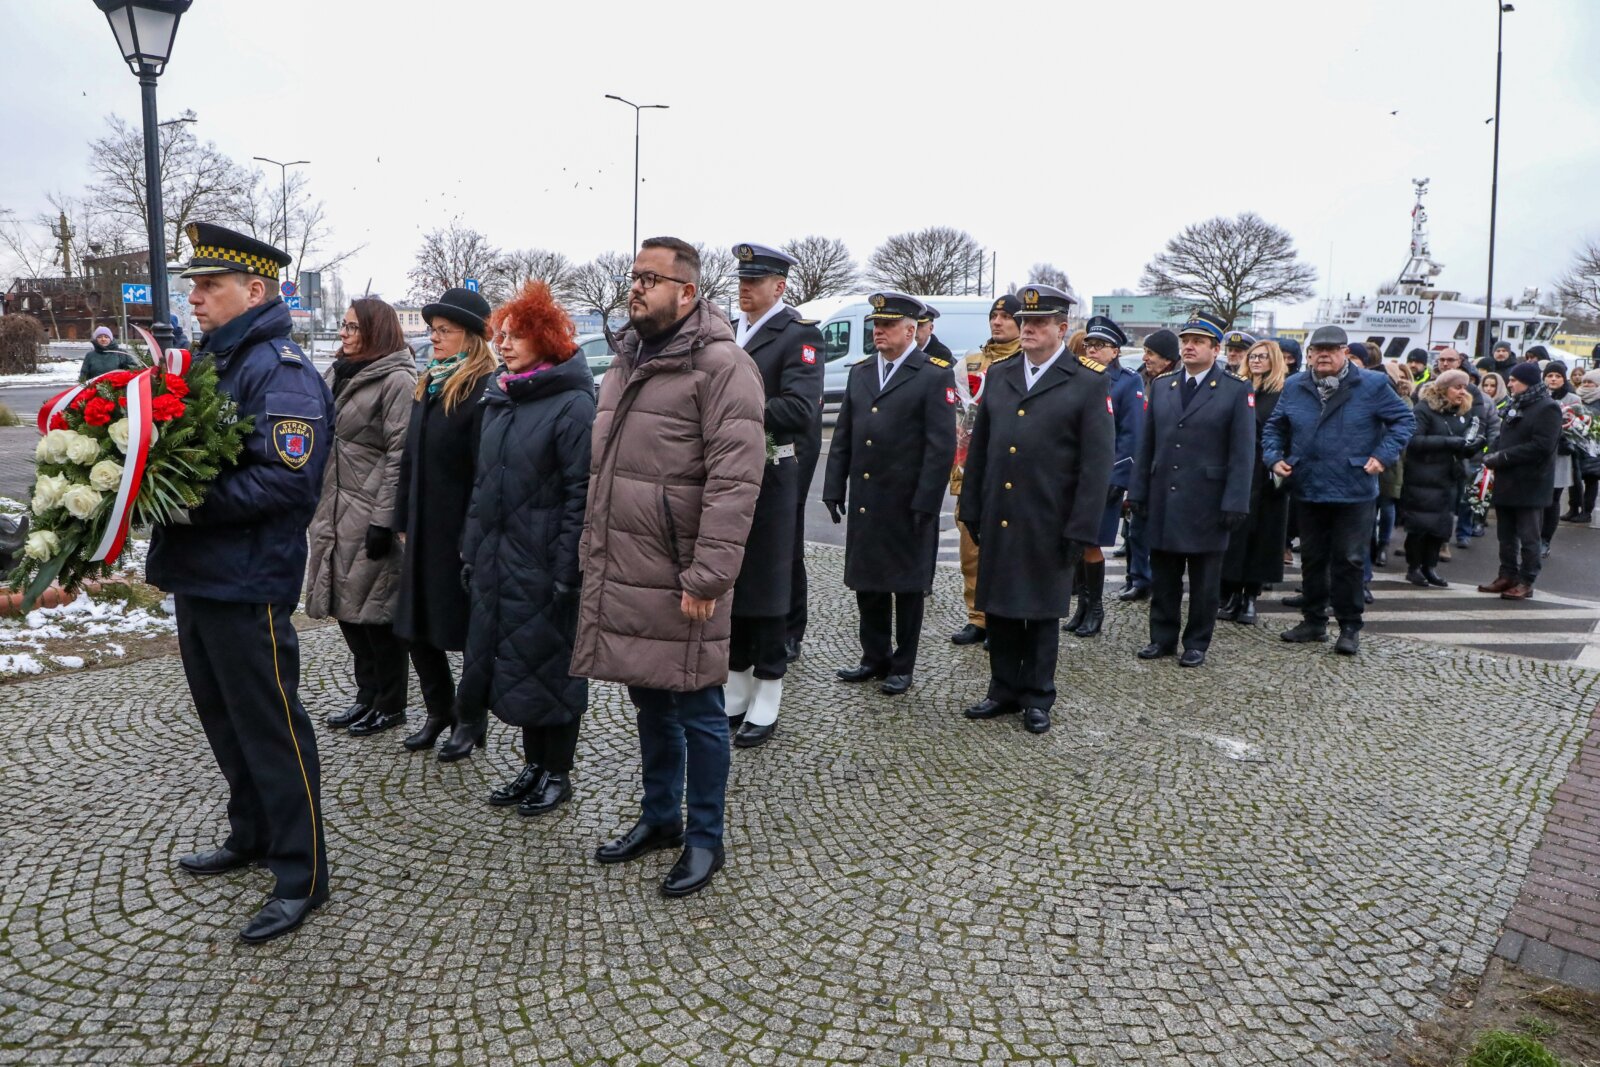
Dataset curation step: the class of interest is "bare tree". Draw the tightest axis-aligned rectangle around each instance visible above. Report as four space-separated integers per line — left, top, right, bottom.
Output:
1140 212 1317 328
1556 240 1600 321
405 222 506 304
226 170 361 282
694 243 737 309
500 248 577 303
866 226 984 295
782 235 858 305
1027 262 1073 292
568 251 633 324
0 207 56 280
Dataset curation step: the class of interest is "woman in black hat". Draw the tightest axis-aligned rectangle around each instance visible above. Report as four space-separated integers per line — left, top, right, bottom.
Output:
393 287 499 761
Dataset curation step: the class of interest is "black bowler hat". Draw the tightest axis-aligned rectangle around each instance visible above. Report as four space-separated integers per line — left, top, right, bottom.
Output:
181 221 292 281
865 291 926 321
991 294 1023 317
1084 315 1128 348
423 287 493 337
733 242 799 278
1015 284 1076 318
917 305 941 325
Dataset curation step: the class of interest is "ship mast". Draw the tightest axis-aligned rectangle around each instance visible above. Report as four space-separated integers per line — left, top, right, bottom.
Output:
1397 178 1443 293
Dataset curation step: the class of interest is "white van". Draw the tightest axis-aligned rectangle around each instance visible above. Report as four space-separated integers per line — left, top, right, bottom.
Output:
796 293 999 405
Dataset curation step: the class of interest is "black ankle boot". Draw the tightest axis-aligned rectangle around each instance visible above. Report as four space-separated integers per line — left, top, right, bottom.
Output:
1062 560 1088 632
1216 590 1241 622
437 714 486 763
402 713 452 752
516 771 572 816
1236 594 1258 625
1072 560 1105 636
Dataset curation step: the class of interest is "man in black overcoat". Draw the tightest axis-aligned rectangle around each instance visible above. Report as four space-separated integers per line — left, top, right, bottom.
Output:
917 305 953 362
824 291 957 695
724 243 824 747
1128 311 1254 668
958 285 1114 734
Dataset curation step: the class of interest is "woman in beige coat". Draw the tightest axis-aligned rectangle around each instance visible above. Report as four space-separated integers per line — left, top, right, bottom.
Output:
305 297 419 736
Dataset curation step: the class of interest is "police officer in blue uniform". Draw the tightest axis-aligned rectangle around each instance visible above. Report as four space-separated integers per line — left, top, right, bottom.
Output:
1127 310 1254 668
147 222 336 943
824 291 957 695
724 243 824 747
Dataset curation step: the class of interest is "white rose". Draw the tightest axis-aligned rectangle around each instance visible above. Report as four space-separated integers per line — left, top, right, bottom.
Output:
61 485 104 521
34 435 51 463
107 419 131 454
31 473 70 514
89 459 124 492
23 529 60 561
64 433 100 466
41 429 75 464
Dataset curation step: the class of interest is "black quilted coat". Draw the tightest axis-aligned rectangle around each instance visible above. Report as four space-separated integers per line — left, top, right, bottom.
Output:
458 355 595 728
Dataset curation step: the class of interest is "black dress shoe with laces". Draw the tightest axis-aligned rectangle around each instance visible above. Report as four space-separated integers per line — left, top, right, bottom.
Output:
595 820 685 865
1135 643 1175 660
963 698 1019 720
178 845 260 876
239 888 329 944
660 845 725 898
1022 708 1051 734
1280 620 1329 643
879 674 912 695
733 721 775 748
325 703 369 728
347 708 406 737
835 663 888 683
950 623 986 646
516 771 571 816
1334 627 1361 655
1178 648 1206 668
1117 584 1151 603
488 763 543 807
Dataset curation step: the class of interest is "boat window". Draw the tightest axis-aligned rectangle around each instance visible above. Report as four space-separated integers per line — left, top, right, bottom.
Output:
1506 323 1520 339
1540 323 1557 340
821 320 851 362
1384 338 1409 361
1453 321 1470 340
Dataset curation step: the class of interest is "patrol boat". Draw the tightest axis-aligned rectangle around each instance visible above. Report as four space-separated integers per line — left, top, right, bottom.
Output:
1302 178 1562 362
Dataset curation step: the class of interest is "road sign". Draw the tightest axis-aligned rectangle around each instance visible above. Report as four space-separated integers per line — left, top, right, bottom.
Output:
280 280 298 299
464 278 480 293
121 283 150 304
285 296 302 310
300 271 322 307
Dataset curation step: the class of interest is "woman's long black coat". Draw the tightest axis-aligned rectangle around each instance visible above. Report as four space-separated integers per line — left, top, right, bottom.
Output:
1402 400 1473 540
457 358 595 728
392 369 493 651
1222 388 1290 587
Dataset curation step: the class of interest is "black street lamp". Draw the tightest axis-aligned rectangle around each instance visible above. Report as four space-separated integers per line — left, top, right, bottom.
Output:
604 95 669 256
94 0 192 352
1484 1 1513 358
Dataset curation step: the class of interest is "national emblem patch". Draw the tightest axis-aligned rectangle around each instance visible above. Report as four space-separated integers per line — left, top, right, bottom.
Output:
1247 392 1256 407
1106 397 1115 414
273 419 315 469
946 387 957 405
801 345 817 365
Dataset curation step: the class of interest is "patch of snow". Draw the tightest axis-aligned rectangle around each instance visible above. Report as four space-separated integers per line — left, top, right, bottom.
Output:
0 360 81 388
51 655 84 668
0 653 45 675
1182 731 1265 763
0 590 174 676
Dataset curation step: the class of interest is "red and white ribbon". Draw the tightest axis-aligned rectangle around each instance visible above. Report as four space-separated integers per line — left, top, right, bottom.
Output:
88 369 155 563
130 324 191 376
37 384 88 434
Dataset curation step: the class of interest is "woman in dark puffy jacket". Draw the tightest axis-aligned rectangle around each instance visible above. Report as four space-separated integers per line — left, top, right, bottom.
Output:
458 282 595 817
1401 370 1480 587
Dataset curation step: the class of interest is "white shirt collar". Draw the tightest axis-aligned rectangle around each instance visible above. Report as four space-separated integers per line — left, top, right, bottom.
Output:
1025 343 1066 384
734 300 786 348
1186 362 1214 385
879 342 913 378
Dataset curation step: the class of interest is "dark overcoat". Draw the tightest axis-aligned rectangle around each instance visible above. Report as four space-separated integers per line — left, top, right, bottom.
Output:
823 348 957 593
1222 388 1291 585
1129 364 1255 555
1096 356 1146 545
393 367 494 650
458 357 594 728
732 305 824 617
1401 398 1474 539
959 352 1115 618
1483 392 1562 508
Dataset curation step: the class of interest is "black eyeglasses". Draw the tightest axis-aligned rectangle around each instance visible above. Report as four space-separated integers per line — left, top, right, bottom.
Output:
625 270 691 290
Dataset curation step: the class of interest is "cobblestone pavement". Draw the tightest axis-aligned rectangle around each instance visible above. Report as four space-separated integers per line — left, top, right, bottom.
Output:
1 546 1596 1066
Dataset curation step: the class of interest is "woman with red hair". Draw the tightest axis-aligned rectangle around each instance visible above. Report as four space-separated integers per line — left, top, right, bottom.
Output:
458 282 597 816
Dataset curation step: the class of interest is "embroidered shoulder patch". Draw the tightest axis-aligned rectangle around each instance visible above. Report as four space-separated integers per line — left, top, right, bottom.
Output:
927 355 952 368
946 387 957 405
1078 355 1107 373
273 420 315 469
801 345 817 365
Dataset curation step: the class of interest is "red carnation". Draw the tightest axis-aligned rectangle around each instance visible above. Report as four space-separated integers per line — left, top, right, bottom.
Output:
70 392 89 411
83 396 115 426
48 413 68 431
103 370 136 388
163 374 189 399
151 394 187 422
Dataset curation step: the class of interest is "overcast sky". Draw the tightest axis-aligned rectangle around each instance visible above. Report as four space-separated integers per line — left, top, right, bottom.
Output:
5 0 1597 324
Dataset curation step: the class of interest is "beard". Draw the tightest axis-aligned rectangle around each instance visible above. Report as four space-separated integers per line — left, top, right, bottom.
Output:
630 298 680 339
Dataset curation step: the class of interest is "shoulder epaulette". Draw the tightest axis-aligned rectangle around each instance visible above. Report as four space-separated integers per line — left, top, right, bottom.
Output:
1077 354 1107 373
1224 369 1249 382
276 340 305 365
927 355 952 368
795 318 819 326
1154 368 1181 381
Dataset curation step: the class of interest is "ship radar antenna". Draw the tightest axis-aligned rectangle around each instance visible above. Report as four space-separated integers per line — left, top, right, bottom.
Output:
1397 178 1443 292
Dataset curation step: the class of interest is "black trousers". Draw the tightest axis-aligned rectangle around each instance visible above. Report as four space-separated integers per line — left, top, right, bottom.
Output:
337 621 408 715
729 614 789 680
788 439 820 645
521 720 582 773
1584 476 1599 515
1297 501 1371 629
1149 550 1223 652
856 591 925 675
1496 504 1544 584
1403 531 1444 571
408 642 460 724
985 615 1059 711
175 595 327 900
1543 487 1565 542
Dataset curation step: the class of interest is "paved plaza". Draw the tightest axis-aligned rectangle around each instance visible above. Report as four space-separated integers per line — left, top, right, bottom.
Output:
1 546 1597 1065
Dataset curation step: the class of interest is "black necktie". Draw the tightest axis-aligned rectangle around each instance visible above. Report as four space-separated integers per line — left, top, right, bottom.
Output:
1183 375 1201 409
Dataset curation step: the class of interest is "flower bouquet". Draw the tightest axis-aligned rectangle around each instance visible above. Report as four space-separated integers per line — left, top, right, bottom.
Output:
952 369 986 471
1562 404 1600 458
7 327 253 608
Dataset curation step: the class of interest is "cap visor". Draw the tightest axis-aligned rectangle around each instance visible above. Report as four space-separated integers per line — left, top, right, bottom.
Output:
180 264 241 278
865 312 909 321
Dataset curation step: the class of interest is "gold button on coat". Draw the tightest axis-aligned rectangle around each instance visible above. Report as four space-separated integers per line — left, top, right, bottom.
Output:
1017 408 1025 416
1004 482 1012 489
1001 520 1009 528
1008 446 1016 454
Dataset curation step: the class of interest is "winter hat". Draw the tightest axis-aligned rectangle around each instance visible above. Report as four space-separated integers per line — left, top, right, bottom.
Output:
92 326 113 342
1509 362 1542 388
422 287 493 337
1347 341 1370 365
1525 344 1550 361
1142 328 1180 366
1434 369 1470 390
1406 348 1429 365
1583 370 1600 390
1546 361 1569 381
1276 337 1303 372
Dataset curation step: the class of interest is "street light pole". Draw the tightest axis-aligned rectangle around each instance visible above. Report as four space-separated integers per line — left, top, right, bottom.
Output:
1484 2 1513 359
252 157 309 275
137 69 174 351
604 95 669 255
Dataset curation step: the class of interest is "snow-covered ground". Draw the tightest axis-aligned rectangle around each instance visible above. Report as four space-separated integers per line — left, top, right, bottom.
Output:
0 590 175 677
0 358 80 388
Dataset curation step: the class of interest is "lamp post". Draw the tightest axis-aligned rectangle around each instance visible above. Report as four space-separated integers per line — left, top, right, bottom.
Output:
1483 1 1513 358
604 95 669 255
252 157 309 271
94 0 192 352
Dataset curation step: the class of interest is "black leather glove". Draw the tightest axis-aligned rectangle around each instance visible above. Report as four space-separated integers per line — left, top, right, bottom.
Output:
1221 511 1249 532
1106 484 1126 507
460 563 473 592
1483 452 1501 470
364 525 394 560
1127 500 1148 519
1458 436 1481 454
824 500 843 525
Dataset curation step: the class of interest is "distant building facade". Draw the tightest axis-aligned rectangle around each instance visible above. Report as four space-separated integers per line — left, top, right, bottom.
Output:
1089 295 1256 339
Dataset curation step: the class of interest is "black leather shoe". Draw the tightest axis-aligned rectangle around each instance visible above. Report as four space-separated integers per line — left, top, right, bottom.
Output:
950 623 986 646
1135 643 1174 660
1236 595 1258 625
1022 708 1051 734
517 771 571 816
963 698 1019 720
437 719 486 763
783 638 801 663
239 889 329 944
348 708 406 736
325 702 369 728
836 663 888 683
1335 628 1361 655
1280 620 1328 643
595 820 685 865
1215 591 1241 622
403 714 451 751
879 674 912 695
1117 584 1150 603
733 721 775 748
488 763 543 807
1423 569 1449 588
178 845 259 876
1405 567 1429 586
1362 586 1375 605
660 845 725 898
1178 648 1206 668
1281 593 1307 608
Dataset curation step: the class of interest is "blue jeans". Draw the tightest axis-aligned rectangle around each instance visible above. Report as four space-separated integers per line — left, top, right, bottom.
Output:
1126 511 1152 589
1376 497 1397 547
628 685 729 848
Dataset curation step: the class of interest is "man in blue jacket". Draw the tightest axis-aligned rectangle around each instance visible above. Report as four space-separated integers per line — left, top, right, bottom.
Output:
146 223 335 943
1263 324 1414 655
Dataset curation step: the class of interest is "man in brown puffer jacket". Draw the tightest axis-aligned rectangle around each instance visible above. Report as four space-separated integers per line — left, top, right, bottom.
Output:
573 236 766 899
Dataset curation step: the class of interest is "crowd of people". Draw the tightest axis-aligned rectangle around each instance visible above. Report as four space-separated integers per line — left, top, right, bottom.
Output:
144 221 1585 944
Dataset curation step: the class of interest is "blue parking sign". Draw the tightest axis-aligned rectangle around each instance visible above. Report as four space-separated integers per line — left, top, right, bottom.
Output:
464 278 480 293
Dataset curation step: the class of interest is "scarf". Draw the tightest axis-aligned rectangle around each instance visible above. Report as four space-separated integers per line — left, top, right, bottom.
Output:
1312 358 1352 407
1579 382 1600 406
498 363 554 389
1503 381 1549 422
425 351 466 396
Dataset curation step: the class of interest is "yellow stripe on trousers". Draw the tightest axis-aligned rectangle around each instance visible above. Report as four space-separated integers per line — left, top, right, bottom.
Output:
267 604 319 898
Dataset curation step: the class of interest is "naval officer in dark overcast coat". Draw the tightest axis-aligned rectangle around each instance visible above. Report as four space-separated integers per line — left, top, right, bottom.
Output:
824 291 957 696
1128 310 1255 668
723 242 824 748
958 285 1115 735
